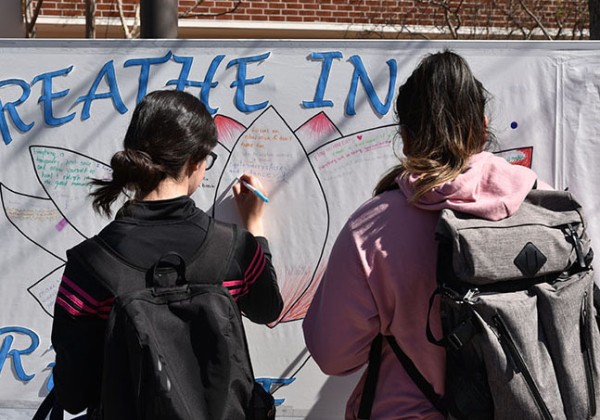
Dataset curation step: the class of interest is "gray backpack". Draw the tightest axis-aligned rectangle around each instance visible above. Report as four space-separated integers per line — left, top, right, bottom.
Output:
359 189 600 420
431 188 600 419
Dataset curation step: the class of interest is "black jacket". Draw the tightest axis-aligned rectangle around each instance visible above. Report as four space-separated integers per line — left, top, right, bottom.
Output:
51 196 283 415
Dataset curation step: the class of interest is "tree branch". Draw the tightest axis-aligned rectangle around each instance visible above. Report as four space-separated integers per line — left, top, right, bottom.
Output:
85 0 96 38
179 0 243 18
26 0 44 37
518 0 552 39
116 0 140 38
116 0 132 38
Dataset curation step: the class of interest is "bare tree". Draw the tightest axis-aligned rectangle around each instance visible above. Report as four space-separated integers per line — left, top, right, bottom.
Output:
21 0 595 40
86 0 96 38
22 0 43 38
417 0 465 39
115 0 244 39
117 0 141 39
353 0 589 40
179 0 243 18
23 0 244 39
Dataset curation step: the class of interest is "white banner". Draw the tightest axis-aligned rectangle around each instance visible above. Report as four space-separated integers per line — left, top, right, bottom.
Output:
0 40 599 418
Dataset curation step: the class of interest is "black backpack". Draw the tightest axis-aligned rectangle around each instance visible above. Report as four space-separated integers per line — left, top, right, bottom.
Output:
359 189 600 419
68 219 275 420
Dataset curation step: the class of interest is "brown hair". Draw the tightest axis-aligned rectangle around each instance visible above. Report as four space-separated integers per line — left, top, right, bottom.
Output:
90 90 218 216
374 50 493 200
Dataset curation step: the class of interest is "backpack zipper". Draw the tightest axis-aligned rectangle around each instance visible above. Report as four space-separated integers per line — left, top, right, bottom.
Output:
492 314 553 420
581 291 597 417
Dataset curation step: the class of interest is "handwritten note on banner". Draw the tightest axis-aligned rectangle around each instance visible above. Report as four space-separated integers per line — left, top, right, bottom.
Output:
0 40 598 418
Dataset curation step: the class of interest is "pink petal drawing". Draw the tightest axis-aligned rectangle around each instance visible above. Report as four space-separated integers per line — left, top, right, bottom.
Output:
267 265 325 328
30 146 116 238
214 115 246 152
295 111 342 154
494 146 534 168
213 106 328 326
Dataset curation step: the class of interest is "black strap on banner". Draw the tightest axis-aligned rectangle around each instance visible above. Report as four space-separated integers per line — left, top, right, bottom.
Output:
357 334 383 420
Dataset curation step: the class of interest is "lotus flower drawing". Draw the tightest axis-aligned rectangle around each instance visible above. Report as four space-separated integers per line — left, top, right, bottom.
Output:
0 106 534 382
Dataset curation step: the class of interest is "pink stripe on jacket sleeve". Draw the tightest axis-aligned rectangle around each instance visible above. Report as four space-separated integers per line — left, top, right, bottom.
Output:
223 243 269 300
58 284 112 316
56 275 113 319
244 245 265 283
61 275 114 306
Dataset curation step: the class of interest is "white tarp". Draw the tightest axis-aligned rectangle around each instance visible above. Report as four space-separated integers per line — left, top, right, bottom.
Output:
0 39 598 418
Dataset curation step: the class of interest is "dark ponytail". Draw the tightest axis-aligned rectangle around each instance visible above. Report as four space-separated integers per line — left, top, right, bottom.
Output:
90 90 218 216
90 149 165 215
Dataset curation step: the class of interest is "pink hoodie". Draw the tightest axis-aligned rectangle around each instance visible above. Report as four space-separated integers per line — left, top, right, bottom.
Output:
303 152 539 419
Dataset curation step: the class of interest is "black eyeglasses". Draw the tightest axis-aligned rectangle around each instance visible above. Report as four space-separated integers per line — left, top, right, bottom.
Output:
205 151 217 170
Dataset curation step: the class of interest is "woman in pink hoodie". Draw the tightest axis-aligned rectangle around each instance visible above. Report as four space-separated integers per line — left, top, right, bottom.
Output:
302 51 540 419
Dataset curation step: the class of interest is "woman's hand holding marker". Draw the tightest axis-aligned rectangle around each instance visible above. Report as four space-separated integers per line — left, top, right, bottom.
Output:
236 177 270 203
232 174 269 236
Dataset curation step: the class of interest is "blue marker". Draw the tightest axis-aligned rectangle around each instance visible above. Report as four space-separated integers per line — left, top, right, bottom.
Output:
235 177 270 203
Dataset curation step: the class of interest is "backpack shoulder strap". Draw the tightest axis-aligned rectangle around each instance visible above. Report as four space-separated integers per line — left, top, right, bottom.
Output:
67 218 236 291
385 335 447 415
186 218 236 285
358 334 447 419
67 237 138 295
357 334 383 420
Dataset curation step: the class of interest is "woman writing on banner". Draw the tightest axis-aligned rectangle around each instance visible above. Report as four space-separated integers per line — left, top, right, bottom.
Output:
303 51 545 419
51 89 283 418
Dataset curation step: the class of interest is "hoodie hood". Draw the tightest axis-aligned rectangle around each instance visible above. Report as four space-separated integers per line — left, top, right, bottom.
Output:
397 151 537 221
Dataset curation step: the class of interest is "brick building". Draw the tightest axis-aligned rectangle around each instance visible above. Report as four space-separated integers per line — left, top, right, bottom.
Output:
27 0 590 39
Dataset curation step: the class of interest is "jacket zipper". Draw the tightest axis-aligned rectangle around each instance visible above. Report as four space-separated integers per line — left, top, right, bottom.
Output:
581 291 597 417
492 314 553 420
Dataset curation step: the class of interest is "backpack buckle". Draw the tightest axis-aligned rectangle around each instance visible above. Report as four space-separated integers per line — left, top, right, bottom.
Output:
447 316 478 352
463 288 479 303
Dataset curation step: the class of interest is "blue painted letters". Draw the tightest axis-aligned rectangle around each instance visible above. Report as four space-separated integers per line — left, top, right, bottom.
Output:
0 50 397 146
75 60 128 120
124 51 173 104
346 55 397 116
226 52 271 113
302 51 343 109
31 67 76 127
0 79 34 145
167 54 226 114
0 326 40 382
